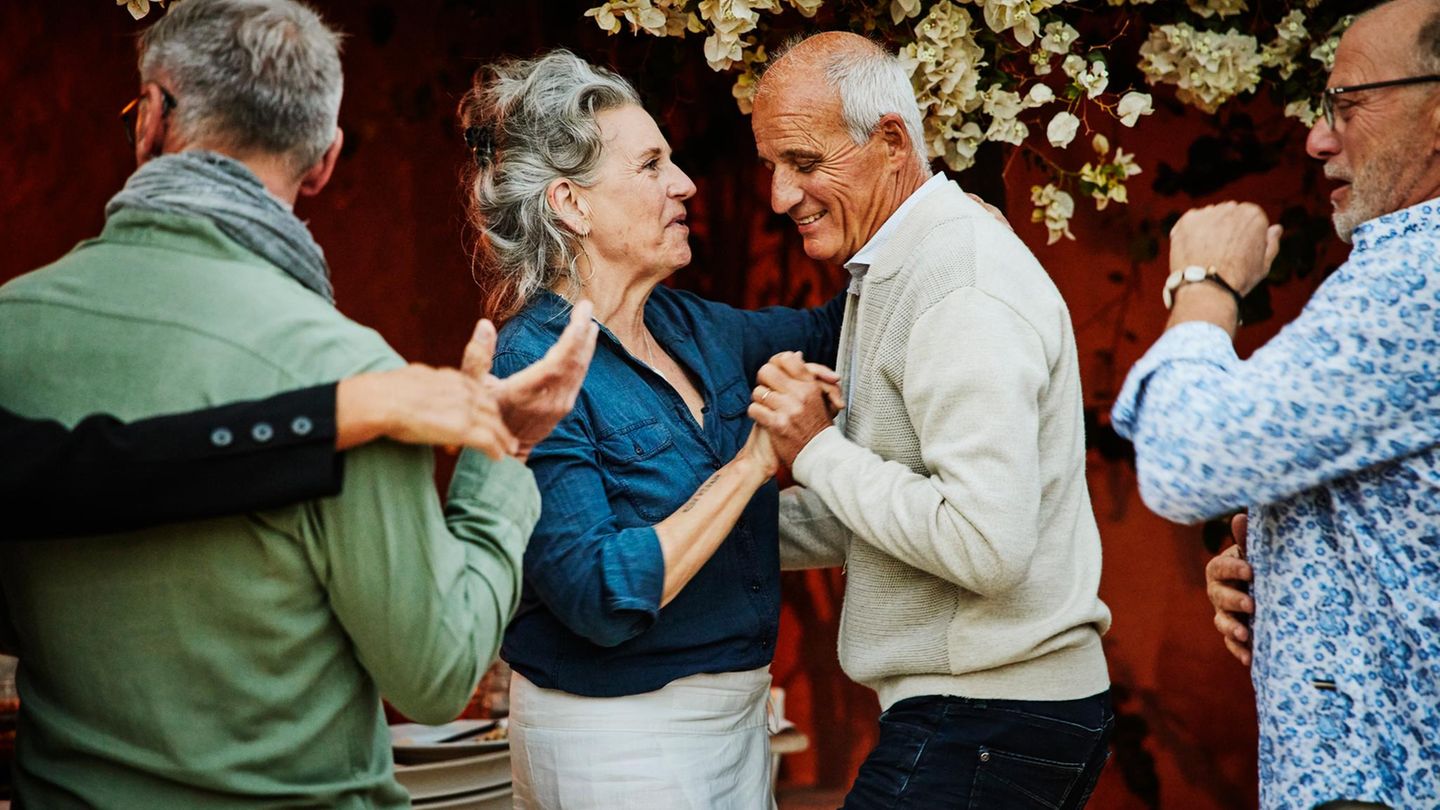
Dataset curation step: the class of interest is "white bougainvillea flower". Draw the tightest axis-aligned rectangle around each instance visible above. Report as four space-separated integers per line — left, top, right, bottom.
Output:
1031 183 1076 244
1040 21 1080 55
1092 132 1110 155
890 0 923 25
119 0 155 20
1024 83 1056 108
1077 60 1109 98
585 4 623 33
1047 111 1081 148
1186 0 1248 19
1138 23 1263 113
1284 98 1322 127
982 0 1041 47
1116 90 1153 126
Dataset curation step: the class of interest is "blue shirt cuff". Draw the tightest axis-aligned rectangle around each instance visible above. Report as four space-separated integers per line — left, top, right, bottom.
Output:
599 525 664 624
1112 321 1238 440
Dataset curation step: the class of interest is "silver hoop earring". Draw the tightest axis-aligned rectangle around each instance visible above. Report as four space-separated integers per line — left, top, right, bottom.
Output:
568 243 595 285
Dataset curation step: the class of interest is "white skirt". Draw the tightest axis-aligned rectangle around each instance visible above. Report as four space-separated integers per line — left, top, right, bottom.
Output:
509 666 774 810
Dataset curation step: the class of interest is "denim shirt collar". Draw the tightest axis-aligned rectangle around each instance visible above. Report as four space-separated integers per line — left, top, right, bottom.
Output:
1350 195 1440 256
524 288 695 356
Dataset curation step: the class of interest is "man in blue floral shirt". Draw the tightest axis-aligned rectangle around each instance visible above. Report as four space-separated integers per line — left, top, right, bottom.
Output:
1112 1 1440 807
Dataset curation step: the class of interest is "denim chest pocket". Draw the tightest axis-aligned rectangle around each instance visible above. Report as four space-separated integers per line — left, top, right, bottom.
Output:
595 418 679 522
714 379 753 437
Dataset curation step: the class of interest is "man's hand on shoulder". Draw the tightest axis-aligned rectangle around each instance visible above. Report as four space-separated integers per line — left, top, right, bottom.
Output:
748 352 844 468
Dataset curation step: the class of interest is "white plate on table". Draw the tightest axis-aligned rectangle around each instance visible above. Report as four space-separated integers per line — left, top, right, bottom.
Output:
390 719 509 764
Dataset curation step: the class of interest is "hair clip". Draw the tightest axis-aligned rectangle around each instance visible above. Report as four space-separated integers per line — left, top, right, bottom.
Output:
464 124 496 167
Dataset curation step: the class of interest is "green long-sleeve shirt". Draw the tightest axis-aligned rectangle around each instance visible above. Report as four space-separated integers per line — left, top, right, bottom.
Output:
0 209 539 807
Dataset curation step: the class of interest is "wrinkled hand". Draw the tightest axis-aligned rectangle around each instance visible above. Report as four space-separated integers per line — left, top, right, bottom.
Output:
748 352 843 467
737 423 780 479
335 363 516 459
1208 513 1255 666
1170 202 1282 297
476 300 599 459
968 193 1013 232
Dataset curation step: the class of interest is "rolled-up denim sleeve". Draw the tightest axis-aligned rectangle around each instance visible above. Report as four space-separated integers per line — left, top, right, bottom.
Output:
493 351 665 648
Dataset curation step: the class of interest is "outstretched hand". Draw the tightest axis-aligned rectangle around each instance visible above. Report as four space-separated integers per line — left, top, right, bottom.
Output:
478 300 599 459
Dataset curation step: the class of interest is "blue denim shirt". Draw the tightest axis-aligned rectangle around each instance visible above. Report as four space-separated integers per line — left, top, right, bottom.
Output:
494 286 844 697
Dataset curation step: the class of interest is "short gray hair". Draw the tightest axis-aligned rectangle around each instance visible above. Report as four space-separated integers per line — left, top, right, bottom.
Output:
459 49 641 322
138 0 343 174
1420 3 1440 72
773 35 930 172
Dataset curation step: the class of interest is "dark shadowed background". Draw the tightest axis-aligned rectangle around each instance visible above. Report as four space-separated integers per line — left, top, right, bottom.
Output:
0 3 1349 807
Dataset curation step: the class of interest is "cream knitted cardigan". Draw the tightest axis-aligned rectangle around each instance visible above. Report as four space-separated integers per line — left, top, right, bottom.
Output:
780 180 1112 710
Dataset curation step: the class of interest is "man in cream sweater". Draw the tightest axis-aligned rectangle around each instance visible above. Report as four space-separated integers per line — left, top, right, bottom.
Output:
748 32 1113 808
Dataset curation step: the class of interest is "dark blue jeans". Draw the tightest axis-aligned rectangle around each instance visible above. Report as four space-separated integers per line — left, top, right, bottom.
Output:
840 691 1113 809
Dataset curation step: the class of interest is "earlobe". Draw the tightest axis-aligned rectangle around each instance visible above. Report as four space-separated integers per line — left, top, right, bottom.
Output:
298 128 343 197
133 83 169 166
876 114 909 164
547 178 591 236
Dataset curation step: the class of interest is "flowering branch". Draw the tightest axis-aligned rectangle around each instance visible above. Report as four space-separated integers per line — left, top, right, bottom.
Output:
583 0 1362 242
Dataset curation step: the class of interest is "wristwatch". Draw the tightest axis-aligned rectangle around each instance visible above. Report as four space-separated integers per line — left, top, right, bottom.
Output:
1163 264 1245 322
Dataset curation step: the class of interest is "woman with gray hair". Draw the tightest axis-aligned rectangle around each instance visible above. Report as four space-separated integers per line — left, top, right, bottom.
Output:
457 49 843 808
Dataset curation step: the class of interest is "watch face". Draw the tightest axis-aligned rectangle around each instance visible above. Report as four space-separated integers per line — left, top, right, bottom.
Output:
1183 265 1208 282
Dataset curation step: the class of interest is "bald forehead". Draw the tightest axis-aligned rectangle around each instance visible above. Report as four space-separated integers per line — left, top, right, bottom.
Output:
1347 0 1435 71
756 31 885 102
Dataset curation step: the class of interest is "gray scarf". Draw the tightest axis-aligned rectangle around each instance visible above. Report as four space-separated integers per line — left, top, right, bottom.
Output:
105 151 334 303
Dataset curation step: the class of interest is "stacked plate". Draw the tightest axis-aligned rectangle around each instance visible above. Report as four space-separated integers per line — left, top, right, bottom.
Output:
391 720 512 809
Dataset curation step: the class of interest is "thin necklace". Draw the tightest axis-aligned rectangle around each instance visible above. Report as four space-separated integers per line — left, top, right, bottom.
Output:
642 329 670 383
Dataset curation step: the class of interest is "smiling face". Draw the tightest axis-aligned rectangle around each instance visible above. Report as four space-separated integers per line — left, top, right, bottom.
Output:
751 74 897 264
579 104 697 280
1306 1 1440 242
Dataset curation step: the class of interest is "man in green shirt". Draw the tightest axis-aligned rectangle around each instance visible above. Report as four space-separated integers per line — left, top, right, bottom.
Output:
0 0 595 806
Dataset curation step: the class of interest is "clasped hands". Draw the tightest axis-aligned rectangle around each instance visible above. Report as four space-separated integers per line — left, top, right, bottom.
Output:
746 351 844 469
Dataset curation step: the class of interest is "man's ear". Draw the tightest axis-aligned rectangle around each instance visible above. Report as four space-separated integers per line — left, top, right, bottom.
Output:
133 82 171 166
874 113 913 168
547 177 591 236
298 128 343 198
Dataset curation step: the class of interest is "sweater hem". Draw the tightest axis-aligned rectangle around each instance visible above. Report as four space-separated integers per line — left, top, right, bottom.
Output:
865 633 1109 711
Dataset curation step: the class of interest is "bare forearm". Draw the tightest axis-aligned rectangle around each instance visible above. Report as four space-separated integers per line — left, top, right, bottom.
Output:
654 456 770 606
334 374 388 450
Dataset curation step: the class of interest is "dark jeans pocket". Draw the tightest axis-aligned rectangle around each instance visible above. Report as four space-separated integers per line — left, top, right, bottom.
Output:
842 720 934 809
968 747 1085 810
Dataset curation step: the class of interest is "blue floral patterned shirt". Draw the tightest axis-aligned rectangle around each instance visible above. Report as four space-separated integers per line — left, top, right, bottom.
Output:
1112 198 1440 810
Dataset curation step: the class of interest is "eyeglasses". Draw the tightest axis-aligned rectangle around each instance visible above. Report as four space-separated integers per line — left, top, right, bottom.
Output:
1321 74 1440 128
119 85 177 147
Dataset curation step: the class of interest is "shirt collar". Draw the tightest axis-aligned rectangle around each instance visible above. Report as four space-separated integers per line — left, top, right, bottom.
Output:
1350 195 1440 255
844 173 949 284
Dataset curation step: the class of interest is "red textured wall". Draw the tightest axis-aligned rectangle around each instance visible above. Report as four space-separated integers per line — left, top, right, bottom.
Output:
1 3 1346 807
